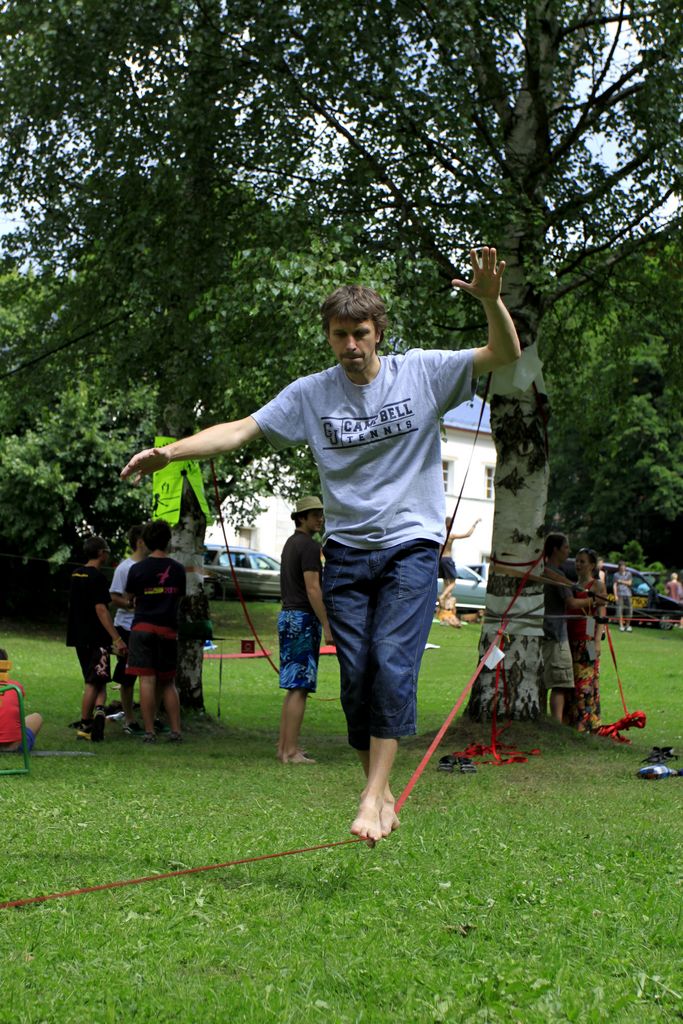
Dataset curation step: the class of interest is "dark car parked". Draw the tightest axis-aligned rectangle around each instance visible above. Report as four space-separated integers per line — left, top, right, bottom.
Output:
562 559 681 630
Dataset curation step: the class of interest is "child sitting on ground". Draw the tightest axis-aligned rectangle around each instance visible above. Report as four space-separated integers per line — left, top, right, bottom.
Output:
0 647 43 753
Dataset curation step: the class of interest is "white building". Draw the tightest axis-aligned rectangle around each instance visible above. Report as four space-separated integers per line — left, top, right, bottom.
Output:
440 396 495 567
205 395 495 565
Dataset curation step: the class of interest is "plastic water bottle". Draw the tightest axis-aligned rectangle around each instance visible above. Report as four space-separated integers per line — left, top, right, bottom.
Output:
637 765 682 780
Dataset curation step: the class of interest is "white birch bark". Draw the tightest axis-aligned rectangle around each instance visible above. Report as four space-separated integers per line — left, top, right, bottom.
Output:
170 475 210 711
467 353 549 720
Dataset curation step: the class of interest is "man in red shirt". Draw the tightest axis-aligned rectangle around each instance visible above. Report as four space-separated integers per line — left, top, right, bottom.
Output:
0 648 43 752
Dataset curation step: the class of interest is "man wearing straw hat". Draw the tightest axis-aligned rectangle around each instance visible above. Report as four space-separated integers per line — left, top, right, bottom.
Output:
277 495 333 764
122 247 521 843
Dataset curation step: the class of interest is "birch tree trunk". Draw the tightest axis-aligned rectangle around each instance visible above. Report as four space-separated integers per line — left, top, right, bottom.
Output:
467 233 550 720
171 474 210 711
467 385 549 719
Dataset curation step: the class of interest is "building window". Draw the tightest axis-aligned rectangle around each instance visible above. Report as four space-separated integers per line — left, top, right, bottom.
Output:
485 466 495 500
442 460 453 493
238 528 253 547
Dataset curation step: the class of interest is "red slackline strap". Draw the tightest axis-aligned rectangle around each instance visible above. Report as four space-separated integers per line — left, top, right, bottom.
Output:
394 635 503 813
594 622 647 742
0 838 366 910
2 640 502 909
604 623 629 716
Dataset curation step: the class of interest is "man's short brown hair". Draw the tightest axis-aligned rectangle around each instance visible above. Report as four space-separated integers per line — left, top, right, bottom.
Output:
543 532 568 559
320 285 389 340
83 535 109 560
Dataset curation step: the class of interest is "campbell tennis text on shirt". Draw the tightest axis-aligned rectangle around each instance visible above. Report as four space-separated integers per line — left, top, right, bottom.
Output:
322 400 415 448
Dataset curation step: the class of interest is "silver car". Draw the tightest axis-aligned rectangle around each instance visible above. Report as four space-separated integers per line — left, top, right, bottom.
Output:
437 564 488 610
203 546 281 600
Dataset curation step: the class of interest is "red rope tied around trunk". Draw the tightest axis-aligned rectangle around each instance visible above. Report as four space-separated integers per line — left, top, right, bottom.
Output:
452 553 544 765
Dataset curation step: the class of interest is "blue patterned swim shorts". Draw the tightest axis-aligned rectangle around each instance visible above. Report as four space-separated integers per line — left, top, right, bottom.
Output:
278 610 322 692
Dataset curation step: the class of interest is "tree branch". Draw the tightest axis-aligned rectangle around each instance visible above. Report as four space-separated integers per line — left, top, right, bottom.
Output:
547 211 680 305
0 313 132 378
273 54 457 278
413 0 512 178
589 0 627 100
557 190 677 278
547 148 656 226
558 12 633 41
550 63 646 164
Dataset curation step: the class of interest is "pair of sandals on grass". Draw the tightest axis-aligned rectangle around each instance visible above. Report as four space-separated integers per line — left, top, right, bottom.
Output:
437 754 477 774
641 746 677 764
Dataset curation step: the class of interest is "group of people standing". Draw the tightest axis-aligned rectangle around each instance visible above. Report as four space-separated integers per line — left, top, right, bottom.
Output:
66 520 185 744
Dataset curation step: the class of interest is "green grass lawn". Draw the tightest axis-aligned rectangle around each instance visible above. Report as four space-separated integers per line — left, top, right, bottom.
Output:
1 608 681 1024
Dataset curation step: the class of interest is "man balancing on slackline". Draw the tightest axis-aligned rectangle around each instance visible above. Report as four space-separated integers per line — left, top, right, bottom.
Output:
121 247 521 844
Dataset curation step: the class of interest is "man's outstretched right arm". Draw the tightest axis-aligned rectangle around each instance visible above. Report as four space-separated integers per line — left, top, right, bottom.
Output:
120 416 263 484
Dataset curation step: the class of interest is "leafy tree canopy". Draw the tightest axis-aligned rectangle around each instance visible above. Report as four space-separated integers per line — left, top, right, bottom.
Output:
1 0 682 563
545 237 683 565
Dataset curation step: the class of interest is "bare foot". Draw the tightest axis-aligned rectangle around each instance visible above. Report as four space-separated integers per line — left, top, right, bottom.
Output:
276 745 311 760
380 795 400 837
279 750 316 764
350 795 383 845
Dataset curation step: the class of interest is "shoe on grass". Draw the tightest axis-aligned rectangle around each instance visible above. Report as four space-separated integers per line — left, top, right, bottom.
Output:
167 732 182 743
122 721 143 735
76 722 92 741
643 746 677 763
142 732 157 744
91 705 106 742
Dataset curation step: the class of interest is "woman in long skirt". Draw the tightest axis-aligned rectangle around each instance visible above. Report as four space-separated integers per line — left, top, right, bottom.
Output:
566 548 607 732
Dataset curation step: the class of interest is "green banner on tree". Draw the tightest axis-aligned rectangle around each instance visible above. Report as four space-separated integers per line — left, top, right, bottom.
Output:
151 436 212 526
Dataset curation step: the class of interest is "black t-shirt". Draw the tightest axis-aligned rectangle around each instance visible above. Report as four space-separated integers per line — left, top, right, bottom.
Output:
66 566 112 648
127 556 186 629
280 531 322 612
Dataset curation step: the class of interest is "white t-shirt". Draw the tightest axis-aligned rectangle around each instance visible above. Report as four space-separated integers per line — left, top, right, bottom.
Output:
253 348 474 549
111 556 135 629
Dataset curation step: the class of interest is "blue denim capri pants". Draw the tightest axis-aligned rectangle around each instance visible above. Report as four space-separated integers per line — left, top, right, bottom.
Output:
322 538 439 750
